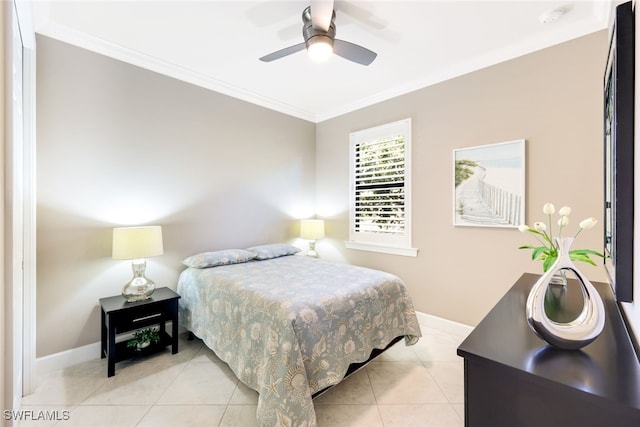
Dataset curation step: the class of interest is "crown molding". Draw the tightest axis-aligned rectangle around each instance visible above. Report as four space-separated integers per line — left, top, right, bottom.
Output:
35 14 607 124
35 20 319 123
316 18 608 122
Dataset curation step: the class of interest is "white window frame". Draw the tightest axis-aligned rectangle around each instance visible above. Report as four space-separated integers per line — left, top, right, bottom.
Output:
346 118 417 257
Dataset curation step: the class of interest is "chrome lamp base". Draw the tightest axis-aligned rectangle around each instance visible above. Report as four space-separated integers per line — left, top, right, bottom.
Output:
122 259 156 302
306 240 318 258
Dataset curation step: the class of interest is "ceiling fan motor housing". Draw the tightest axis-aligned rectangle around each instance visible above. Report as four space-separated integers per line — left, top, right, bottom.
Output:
302 6 336 49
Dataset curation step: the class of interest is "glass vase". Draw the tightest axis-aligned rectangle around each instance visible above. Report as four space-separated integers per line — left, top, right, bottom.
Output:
525 237 605 350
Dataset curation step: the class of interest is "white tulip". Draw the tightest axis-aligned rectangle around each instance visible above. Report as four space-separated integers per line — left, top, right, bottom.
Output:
518 224 530 232
534 222 547 232
558 216 569 227
559 206 571 216
543 203 555 215
579 217 598 230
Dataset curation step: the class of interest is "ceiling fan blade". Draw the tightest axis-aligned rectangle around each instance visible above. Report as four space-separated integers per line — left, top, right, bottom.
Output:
333 39 377 66
310 0 334 31
259 43 306 62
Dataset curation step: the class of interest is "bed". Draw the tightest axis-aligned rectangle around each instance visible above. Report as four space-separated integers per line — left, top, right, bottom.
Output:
177 244 421 427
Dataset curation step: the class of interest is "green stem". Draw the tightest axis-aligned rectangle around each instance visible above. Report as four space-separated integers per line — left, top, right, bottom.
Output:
531 234 550 249
539 227 554 249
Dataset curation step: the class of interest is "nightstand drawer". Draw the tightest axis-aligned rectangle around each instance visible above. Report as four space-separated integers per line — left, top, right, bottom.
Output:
109 302 172 333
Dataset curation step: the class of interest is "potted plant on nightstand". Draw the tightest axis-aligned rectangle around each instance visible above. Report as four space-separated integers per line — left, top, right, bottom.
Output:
126 327 161 352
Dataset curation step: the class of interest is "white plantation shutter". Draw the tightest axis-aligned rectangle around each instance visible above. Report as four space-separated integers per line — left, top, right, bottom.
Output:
354 137 406 234
349 119 413 252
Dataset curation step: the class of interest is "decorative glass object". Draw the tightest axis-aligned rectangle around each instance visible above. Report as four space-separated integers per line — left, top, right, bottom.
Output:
121 259 156 302
549 271 567 286
526 237 605 350
112 226 163 302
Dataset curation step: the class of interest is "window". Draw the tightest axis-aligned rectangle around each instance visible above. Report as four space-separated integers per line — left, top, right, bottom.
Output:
347 118 416 256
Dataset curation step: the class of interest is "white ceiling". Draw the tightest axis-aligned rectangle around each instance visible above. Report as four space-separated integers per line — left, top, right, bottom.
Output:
32 1 613 123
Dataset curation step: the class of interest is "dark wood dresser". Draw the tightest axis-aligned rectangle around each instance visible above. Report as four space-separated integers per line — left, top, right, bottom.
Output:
457 273 640 427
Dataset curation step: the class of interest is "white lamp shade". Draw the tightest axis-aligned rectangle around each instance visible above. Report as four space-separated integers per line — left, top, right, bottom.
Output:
112 226 164 260
300 219 325 240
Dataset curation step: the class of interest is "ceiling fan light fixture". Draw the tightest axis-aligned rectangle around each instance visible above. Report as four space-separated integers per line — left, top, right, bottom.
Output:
306 36 333 62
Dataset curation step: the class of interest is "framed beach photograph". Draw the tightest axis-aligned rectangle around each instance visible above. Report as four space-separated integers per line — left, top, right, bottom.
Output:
453 139 525 228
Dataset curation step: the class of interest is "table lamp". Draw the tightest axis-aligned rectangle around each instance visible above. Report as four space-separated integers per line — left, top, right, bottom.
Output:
300 219 325 257
112 225 163 302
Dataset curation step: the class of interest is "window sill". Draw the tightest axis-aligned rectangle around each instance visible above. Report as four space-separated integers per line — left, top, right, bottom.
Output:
344 241 418 257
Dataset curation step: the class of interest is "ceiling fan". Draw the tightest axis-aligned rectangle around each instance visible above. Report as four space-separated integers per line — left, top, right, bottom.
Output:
259 0 377 66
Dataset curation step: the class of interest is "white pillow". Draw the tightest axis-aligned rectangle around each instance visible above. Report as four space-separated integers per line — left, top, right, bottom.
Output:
182 249 257 268
245 243 301 260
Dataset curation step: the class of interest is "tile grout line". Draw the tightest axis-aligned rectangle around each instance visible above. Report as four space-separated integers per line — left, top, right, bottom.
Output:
363 365 388 427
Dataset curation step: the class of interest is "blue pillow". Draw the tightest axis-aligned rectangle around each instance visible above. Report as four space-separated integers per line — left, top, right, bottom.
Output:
246 243 301 260
182 249 257 268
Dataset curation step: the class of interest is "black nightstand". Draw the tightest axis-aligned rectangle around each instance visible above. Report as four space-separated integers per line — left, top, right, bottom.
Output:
100 287 180 377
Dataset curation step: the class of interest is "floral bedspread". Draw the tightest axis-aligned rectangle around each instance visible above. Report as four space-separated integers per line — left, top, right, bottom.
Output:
177 255 421 427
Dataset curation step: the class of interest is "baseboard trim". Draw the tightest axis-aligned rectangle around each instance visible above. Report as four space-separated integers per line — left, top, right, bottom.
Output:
35 341 101 382
33 312 474 382
415 311 474 337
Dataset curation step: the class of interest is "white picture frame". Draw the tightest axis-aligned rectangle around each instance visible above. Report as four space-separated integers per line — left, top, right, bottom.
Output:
453 139 526 228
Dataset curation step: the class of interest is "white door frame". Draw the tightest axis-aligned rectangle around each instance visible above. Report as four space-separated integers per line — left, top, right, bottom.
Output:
6 0 37 406
17 0 37 397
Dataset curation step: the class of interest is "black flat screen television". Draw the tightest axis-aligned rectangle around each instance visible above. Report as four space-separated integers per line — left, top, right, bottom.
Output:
603 1 634 302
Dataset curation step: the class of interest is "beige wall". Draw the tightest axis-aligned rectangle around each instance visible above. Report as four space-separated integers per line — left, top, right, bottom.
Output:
36 29 611 356
36 36 316 357
316 31 609 326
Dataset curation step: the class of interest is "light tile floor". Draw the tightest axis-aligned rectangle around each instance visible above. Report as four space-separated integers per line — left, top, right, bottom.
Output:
20 322 467 427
